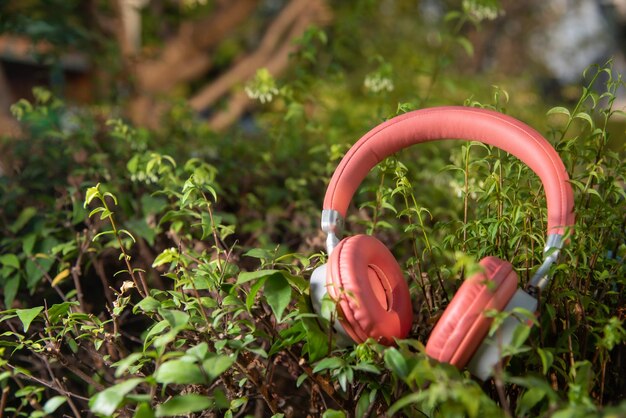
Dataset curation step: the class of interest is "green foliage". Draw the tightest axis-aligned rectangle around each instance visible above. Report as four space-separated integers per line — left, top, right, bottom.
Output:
0 2 625 417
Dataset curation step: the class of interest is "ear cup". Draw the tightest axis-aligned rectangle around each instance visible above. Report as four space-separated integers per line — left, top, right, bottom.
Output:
425 256 518 368
327 235 412 345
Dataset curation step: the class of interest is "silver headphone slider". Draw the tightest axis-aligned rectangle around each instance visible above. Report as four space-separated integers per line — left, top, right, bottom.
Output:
321 209 343 233
528 233 564 292
321 210 343 255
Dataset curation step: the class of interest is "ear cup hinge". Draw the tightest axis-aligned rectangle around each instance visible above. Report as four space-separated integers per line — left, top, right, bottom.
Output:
321 210 343 255
528 233 564 294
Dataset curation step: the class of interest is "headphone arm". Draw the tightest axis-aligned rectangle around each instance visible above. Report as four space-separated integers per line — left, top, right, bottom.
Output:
321 209 343 256
527 233 565 296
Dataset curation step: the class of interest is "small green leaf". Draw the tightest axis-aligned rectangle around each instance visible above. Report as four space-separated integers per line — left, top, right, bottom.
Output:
134 296 161 313
16 306 43 332
547 106 571 118
573 111 594 129
43 396 67 414
510 323 532 349
89 378 143 416
313 357 344 373
92 230 116 242
119 229 137 243
158 309 189 330
322 410 346 418
133 403 156 418
4 274 20 308
103 192 118 206
203 354 235 380
113 352 144 378
384 348 408 379
154 360 206 385
264 275 291 322
0 254 20 270
9 207 37 233
155 394 213 417
517 387 547 416
47 301 80 324
22 234 37 256
89 207 106 218
296 373 308 387
186 343 209 361
246 277 267 311
356 390 373 418
84 184 100 207
537 347 554 375
152 248 179 268
237 269 281 284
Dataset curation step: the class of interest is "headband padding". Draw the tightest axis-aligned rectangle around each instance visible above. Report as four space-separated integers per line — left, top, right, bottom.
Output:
323 107 575 234
327 235 412 345
425 256 518 367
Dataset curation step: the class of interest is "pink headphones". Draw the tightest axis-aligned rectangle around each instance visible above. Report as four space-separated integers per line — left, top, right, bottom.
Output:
310 106 575 379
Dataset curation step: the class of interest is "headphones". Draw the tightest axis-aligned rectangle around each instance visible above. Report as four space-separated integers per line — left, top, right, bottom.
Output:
310 106 575 379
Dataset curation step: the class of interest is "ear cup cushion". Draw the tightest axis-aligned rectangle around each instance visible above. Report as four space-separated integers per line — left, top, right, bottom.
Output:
327 235 412 345
424 256 518 368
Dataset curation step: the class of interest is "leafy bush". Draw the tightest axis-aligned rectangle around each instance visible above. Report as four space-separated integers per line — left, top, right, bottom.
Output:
0 3 625 417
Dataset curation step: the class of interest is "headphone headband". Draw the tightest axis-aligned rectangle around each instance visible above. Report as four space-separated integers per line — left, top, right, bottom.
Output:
323 106 575 235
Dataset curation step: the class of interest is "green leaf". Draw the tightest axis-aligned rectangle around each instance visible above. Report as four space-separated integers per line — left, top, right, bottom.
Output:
313 357 344 373
134 296 161 313
158 308 189 330
186 342 209 361
103 192 118 206
16 306 43 332
203 354 235 380
89 206 106 218
155 394 213 417
296 373 308 387
119 229 137 243
113 352 144 378
321 410 346 418
89 378 143 416
84 184 100 207
517 387 546 416
47 301 80 324
154 360 206 385
143 320 169 349
0 254 20 270
22 234 37 256
133 403 156 418
152 248 179 268
356 390 373 418
573 111 594 129
246 277 267 311
43 396 67 414
547 106 571 118
388 392 425 415
264 275 291 322
4 274 20 308
92 230 116 242
9 207 38 233
537 347 554 375
237 269 281 284
510 322 532 349
456 36 474 56
384 348 408 379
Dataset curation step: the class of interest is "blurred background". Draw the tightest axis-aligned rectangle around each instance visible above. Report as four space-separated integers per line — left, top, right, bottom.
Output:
0 0 625 138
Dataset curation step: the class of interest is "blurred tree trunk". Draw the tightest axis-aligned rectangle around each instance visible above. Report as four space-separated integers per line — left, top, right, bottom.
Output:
110 0 331 130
